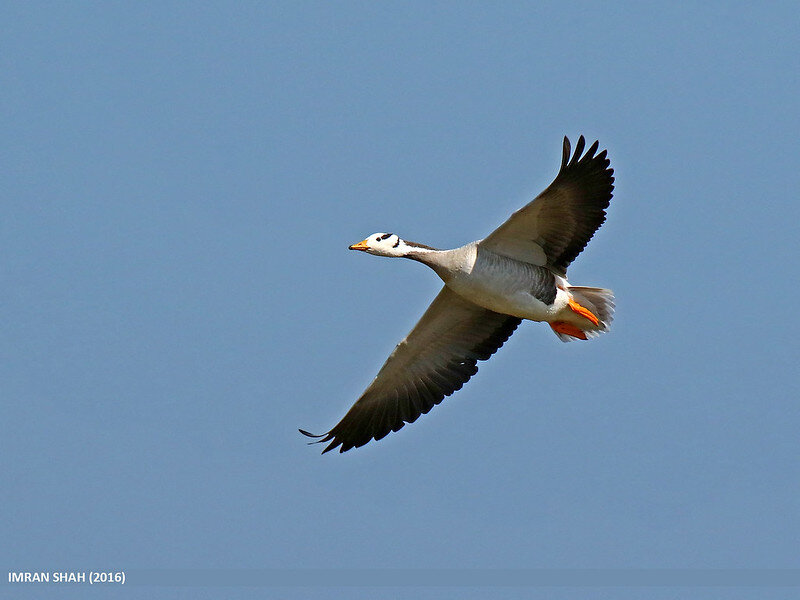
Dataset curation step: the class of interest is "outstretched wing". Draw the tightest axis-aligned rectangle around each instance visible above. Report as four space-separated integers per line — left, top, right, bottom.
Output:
480 136 614 276
301 287 520 453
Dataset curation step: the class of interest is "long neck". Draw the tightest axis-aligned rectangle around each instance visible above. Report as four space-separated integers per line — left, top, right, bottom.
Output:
402 241 453 274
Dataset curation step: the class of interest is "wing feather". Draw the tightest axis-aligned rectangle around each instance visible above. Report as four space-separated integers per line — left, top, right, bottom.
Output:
301 287 520 453
480 135 614 276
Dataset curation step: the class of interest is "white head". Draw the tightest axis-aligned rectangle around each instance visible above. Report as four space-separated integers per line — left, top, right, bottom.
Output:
348 232 407 257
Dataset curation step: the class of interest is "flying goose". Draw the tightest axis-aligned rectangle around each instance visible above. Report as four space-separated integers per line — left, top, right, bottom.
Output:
301 136 615 453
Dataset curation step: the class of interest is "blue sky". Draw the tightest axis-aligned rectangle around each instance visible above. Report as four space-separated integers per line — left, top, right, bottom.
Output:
2 2 799 599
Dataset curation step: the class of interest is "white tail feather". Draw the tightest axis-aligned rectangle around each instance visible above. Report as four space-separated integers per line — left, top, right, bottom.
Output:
551 286 615 342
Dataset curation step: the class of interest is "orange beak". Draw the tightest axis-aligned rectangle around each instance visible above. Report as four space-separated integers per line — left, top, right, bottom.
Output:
349 239 370 251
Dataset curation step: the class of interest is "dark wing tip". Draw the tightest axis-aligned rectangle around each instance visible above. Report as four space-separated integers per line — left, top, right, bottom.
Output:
561 135 612 183
299 428 338 453
545 135 615 273
564 134 606 168
566 135 586 166
323 441 341 454
299 428 324 438
563 135 608 164
561 136 571 168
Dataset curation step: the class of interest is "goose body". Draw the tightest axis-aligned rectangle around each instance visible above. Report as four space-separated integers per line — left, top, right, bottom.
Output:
302 136 616 453
414 243 568 323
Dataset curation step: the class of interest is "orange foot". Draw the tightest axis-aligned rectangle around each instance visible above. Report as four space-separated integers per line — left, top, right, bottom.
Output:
568 299 599 326
550 321 588 340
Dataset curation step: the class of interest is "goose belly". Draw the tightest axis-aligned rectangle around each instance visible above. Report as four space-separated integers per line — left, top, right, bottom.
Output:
444 257 564 322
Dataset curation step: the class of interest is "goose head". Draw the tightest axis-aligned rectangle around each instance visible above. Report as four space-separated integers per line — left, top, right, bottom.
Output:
349 232 407 257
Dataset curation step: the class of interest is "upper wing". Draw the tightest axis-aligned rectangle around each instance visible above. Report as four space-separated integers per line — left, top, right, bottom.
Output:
301 286 521 453
480 136 614 276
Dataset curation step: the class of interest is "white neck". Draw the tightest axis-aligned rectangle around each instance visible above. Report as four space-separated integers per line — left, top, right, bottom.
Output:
400 242 451 273
399 240 438 256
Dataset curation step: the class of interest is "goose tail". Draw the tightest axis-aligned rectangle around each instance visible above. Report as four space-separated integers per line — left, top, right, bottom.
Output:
550 286 615 342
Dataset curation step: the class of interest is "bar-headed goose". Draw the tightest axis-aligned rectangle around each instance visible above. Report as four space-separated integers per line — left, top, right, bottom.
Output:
302 136 615 453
